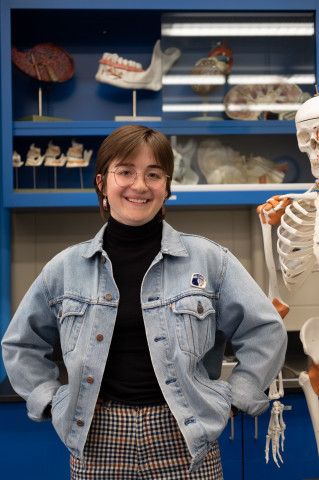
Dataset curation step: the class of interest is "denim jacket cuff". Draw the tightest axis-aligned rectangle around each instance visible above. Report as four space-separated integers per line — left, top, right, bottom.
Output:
227 374 270 417
26 380 61 422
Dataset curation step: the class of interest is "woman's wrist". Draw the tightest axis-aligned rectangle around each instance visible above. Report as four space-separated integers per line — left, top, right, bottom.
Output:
230 405 240 417
43 402 52 419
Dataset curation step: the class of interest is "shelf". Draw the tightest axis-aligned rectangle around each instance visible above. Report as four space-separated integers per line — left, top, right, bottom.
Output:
13 120 297 137
5 183 313 209
6 0 318 12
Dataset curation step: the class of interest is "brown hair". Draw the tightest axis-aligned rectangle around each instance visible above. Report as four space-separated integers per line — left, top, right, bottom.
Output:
94 124 174 221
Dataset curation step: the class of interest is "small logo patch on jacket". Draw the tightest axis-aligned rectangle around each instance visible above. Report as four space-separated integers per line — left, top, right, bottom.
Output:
190 273 207 289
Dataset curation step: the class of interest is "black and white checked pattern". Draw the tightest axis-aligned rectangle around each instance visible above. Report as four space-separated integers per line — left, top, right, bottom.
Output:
70 402 223 480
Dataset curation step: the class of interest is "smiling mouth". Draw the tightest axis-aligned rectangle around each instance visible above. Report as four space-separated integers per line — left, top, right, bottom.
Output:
127 198 149 204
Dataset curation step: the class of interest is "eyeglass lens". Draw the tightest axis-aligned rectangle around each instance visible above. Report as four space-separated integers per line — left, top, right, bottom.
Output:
114 166 167 189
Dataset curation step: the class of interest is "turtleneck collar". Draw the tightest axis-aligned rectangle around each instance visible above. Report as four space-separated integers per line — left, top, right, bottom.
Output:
105 214 162 247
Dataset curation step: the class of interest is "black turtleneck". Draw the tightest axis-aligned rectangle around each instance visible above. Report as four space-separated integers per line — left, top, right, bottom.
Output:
99 215 165 405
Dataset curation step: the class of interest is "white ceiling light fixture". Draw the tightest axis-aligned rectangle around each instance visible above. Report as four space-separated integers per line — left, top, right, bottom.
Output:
162 74 316 86
162 22 314 37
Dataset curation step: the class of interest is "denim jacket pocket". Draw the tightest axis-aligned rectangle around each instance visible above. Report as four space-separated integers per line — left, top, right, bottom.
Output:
194 375 232 417
58 298 88 355
51 384 70 444
52 384 69 414
171 294 216 357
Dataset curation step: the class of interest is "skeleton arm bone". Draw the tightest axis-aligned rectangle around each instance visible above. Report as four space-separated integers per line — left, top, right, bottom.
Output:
257 196 291 319
257 196 292 465
257 198 287 400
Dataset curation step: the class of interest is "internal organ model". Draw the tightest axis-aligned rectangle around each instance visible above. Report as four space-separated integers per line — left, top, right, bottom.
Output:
12 43 74 83
95 40 181 91
224 83 309 121
190 41 233 96
257 93 319 465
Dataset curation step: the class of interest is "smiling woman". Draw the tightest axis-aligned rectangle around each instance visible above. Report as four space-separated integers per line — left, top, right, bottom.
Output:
96 144 168 227
2 123 287 480
94 124 174 223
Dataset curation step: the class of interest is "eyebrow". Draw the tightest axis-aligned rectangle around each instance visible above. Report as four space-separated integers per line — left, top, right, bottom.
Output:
116 161 163 170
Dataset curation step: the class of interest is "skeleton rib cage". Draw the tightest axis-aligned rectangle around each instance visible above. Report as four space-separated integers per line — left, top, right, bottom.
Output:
277 196 319 293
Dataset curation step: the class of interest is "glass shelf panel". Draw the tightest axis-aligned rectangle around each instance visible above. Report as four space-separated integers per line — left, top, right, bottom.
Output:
161 11 316 122
11 132 313 196
167 134 313 190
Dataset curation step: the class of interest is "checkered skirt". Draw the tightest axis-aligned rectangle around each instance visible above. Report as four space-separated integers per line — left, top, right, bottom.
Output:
70 401 223 479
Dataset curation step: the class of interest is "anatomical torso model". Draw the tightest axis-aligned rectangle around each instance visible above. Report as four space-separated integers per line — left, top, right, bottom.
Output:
257 92 319 466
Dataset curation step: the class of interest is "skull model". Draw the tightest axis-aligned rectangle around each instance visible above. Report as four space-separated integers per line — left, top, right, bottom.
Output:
296 94 319 178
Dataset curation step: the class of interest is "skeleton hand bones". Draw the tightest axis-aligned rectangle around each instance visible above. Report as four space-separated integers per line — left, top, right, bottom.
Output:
265 400 289 467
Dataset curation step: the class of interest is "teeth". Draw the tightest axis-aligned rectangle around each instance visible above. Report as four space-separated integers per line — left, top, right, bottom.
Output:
128 198 147 204
100 53 143 72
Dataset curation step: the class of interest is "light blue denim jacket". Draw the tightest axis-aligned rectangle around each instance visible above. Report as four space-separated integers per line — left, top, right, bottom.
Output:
2 221 287 471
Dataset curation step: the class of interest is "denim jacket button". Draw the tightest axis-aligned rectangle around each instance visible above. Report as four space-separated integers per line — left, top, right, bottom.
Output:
105 293 112 301
76 419 84 427
96 334 104 342
86 376 94 384
197 305 204 314
58 310 62 318
101 256 106 264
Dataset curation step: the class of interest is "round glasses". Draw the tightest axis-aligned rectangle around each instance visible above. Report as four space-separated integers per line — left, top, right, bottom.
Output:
107 166 170 189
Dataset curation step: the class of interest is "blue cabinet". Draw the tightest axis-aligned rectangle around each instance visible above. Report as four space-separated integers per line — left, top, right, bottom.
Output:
243 394 319 479
219 415 244 479
0 402 70 480
1 394 317 480
219 393 319 479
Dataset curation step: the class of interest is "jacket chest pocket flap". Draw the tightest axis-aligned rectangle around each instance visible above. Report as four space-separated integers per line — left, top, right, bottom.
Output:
58 298 88 355
171 295 216 357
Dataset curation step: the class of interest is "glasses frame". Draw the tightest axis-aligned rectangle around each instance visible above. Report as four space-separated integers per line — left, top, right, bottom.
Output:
106 166 170 190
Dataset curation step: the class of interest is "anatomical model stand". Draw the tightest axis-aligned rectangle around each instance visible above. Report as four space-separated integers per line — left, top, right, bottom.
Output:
257 92 319 466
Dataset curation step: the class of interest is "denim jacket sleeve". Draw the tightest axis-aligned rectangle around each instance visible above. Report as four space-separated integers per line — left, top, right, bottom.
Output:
217 249 287 417
1 271 61 422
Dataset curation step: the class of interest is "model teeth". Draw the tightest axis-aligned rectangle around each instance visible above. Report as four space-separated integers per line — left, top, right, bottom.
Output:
100 53 143 72
95 40 181 91
128 198 147 203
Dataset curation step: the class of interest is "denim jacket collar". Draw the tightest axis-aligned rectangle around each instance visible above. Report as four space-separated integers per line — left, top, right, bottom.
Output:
81 220 189 259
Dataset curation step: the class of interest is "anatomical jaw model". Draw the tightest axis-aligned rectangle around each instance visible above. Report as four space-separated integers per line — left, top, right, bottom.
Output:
257 92 319 466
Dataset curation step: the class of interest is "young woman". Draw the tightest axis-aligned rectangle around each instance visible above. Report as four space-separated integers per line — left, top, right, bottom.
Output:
2 124 287 479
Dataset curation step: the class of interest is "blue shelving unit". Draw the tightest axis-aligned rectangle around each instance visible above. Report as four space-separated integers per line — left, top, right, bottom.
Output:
1 2 319 477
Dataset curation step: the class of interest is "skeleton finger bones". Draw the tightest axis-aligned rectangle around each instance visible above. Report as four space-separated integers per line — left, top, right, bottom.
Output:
265 401 291 467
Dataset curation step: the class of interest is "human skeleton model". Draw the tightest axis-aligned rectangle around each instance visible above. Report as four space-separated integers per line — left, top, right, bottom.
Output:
257 93 319 466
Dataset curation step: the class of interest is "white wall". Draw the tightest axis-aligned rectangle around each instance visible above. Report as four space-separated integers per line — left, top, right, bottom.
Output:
11 207 319 330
